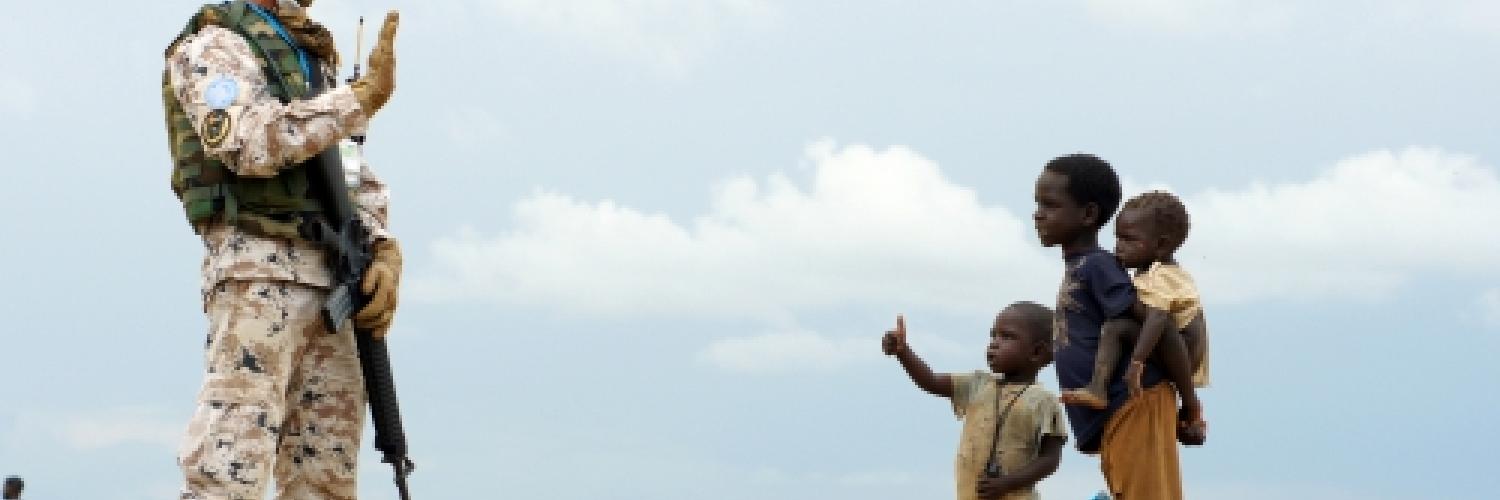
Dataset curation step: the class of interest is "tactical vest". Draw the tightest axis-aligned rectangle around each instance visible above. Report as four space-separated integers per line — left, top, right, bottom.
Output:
163 0 327 239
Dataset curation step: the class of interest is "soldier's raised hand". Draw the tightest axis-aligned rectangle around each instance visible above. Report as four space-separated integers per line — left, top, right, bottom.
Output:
352 11 399 116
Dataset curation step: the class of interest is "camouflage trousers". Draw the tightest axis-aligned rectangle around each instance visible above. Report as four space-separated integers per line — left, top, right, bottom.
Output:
178 280 364 500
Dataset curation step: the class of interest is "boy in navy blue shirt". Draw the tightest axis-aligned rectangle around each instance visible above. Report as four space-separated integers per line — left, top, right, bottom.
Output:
1032 154 1182 499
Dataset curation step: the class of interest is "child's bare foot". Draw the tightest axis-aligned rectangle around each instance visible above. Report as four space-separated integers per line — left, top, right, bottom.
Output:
1177 406 1207 446
1060 388 1109 409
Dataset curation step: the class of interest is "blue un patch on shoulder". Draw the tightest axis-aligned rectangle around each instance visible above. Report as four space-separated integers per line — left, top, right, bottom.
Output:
204 75 239 110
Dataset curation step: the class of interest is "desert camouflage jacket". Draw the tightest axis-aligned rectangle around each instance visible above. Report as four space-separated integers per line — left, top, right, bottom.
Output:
166 11 390 298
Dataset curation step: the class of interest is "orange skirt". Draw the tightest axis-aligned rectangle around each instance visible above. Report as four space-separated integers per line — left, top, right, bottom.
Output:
1100 383 1183 500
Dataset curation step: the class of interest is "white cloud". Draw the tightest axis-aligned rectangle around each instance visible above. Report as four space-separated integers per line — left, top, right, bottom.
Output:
1082 0 1500 38
1179 147 1500 304
445 107 510 147
1480 289 1500 328
1353 0 1500 37
413 139 1058 319
698 330 866 374
0 76 37 118
419 143 1500 311
697 329 964 374
475 0 778 75
416 142 1499 370
1449 1 1500 34
1082 0 1297 34
38 407 181 450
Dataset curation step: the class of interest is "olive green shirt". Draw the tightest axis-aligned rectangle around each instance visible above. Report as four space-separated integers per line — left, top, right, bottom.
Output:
950 371 1068 500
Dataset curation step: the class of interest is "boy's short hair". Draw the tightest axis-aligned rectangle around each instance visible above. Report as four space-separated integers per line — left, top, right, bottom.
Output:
1043 154 1123 228
1006 301 1055 365
1121 190 1190 253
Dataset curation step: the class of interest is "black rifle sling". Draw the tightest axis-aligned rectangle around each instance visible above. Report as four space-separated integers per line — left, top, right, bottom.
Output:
984 379 1034 476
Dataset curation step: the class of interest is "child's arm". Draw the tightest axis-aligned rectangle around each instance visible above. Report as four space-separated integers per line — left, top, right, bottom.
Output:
975 435 1066 499
882 315 955 398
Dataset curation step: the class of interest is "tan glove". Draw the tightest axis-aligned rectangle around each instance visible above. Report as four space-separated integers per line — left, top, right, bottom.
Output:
355 238 402 338
351 11 400 116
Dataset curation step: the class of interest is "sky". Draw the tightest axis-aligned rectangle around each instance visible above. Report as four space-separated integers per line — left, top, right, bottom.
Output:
2 0 1499 498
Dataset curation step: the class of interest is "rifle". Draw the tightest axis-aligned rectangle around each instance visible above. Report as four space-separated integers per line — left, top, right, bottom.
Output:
303 154 415 500
301 15 415 500
304 129 416 500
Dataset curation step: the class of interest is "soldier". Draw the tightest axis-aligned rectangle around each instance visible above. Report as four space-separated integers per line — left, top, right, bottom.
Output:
161 0 402 498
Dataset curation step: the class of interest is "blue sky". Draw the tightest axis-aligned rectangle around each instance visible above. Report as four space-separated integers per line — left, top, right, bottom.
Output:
2 0 1498 498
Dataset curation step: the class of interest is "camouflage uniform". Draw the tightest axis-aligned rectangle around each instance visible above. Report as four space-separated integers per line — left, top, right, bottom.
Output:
165 2 390 498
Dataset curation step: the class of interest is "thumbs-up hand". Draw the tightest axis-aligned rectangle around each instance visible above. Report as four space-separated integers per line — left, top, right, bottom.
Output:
882 314 908 355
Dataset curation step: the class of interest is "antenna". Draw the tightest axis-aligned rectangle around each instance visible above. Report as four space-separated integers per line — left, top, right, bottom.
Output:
351 16 366 82
349 16 368 145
